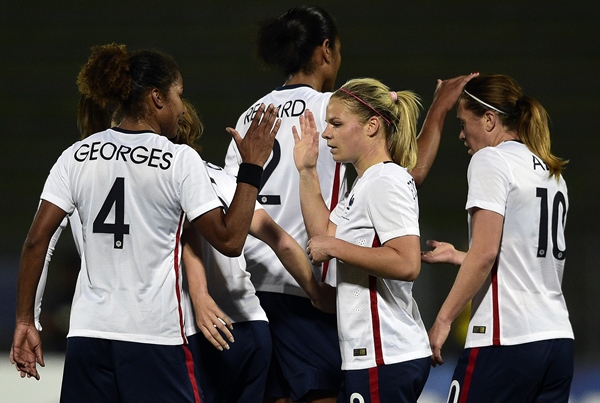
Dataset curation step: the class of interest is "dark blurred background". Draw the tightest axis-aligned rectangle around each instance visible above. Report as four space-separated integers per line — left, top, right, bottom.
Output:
1 0 598 398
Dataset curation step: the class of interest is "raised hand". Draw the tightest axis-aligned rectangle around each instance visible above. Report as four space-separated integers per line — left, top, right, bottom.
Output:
430 72 479 114
228 103 281 167
292 109 320 173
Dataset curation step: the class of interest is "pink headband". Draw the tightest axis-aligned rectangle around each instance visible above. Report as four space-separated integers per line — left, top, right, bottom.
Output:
338 87 391 126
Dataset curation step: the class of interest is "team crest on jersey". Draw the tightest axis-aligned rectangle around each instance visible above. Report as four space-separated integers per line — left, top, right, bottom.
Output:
353 348 367 356
472 326 487 334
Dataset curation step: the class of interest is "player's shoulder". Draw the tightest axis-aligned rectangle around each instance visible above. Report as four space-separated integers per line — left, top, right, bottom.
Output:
204 160 235 183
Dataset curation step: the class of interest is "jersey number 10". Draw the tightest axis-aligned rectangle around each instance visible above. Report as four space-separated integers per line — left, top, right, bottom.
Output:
536 187 566 260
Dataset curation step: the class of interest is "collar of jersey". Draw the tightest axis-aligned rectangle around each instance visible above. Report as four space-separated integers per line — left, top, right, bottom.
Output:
111 127 156 135
275 84 313 91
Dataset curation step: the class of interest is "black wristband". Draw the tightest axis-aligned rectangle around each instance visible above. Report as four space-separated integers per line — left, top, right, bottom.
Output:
236 163 263 189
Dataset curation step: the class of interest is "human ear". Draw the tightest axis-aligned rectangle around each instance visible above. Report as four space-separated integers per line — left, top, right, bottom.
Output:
151 88 164 109
484 111 496 132
366 116 380 137
321 39 332 64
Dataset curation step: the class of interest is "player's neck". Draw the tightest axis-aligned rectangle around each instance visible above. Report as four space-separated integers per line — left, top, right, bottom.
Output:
285 72 328 93
118 116 159 134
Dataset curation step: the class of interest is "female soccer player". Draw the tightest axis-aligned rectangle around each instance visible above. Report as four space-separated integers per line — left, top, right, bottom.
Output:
224 7 346 401
422 74 574 402
293 78 432 402
223 7 465 401
10 43 280 402
175 101 334 403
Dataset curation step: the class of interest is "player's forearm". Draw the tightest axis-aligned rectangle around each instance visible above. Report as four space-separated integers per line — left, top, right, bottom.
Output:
410 106 447 188
435 251 495 325
275 235 320 300
251 212 320 300
203 182 259 257
329 238 421 281
16 240 49 324
182 227 210 295
298 168 333 238
226 182 259 235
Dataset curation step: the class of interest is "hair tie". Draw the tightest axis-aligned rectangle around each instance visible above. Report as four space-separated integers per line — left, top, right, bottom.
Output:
390 91 397 102
338 87 391 126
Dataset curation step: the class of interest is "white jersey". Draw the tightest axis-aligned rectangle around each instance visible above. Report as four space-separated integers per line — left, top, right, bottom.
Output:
464 141 573 348
40 128 221 345
183 162 267 337
224 84 346 296
330 162 431 370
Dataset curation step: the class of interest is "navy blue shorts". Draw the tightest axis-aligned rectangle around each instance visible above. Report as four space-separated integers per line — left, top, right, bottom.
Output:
448 338 573 403
60 337 202 402
187 320 271 403
338 357 430 403
257 291 343 401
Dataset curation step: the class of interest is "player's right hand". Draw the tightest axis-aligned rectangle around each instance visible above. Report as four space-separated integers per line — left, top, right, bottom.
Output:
10 322 45 380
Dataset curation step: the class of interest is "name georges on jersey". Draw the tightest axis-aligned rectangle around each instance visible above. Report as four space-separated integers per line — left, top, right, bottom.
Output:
73 141 173 170
242 99 307 124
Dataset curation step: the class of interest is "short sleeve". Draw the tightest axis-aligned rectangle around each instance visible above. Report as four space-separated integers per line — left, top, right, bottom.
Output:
178 148 222 221
40 146 76 214
466 147 511 216
367 176 419 244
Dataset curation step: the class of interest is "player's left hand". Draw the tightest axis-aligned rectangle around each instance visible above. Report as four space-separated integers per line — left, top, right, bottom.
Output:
193 293 234 352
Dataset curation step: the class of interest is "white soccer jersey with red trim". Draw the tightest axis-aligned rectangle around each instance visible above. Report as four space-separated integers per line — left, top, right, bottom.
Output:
183 162 267 337
330 162 431 370
464 141 573 348
224 85 346 296
40 128 221 345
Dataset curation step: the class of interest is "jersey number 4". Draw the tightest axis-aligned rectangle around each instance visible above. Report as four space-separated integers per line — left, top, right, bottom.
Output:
93 177 130 249
536 187 566 260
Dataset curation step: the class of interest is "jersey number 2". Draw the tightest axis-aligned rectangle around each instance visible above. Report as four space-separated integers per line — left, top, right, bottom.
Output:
257 139 281 205
536 187 566 260
93 177 130 249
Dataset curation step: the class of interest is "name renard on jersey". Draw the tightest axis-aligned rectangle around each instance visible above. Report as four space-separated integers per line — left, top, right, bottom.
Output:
74 141 173 170
242 99 307 124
